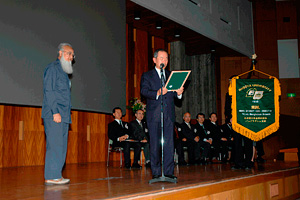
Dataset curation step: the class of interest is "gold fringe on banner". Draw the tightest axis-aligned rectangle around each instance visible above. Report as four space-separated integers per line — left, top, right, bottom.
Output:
229 77 281 141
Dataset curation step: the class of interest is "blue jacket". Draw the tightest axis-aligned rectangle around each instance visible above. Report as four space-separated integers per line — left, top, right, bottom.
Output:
141 68 177 123
42 59 72 123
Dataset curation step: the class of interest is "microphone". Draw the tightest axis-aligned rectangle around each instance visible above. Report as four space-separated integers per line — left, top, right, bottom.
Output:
160 63 164 69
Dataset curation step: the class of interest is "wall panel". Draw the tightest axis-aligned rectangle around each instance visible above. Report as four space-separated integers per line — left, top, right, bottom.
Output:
276 1 297 40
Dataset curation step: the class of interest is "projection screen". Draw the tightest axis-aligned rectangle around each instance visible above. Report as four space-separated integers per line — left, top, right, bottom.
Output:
0 0 126 114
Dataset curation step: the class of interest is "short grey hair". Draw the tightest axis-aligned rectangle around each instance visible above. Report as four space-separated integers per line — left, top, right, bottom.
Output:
57 43 72 57
153 49 168 58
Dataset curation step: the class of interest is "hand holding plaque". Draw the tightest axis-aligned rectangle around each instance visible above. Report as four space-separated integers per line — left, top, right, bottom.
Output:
165 70 191 91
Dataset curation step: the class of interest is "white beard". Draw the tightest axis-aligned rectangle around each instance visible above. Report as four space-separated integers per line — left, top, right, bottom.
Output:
60 55 73 74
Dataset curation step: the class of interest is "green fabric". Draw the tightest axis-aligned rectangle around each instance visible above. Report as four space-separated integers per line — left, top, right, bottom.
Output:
166 71 189 91
236 79 275 133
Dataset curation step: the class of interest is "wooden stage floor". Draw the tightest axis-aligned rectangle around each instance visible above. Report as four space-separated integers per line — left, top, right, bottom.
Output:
0 161 299 200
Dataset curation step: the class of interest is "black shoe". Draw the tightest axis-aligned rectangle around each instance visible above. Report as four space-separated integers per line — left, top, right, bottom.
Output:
188 160 196 165
165 175 177 180
200 159 207 165
152 175 160 179
231 165 242 170
131 163 142 169
125 164 131 169
178 161 187 166
145 162 151 168
256 157 266 163
195 159 202 165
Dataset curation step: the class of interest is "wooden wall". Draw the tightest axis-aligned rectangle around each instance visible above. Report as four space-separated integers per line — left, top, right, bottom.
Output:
0 24 168 168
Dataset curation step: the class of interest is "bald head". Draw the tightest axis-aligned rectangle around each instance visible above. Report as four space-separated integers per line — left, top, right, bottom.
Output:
183 112 191 123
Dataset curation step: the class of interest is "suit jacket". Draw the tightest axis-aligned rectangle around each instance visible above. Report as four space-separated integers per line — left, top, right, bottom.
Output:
141 68 178 123
129 120 148 142
220 123 233 140
207 122 222 141
42 59 72 123
194 123 212 142
108 120 130 146
180 122 197 141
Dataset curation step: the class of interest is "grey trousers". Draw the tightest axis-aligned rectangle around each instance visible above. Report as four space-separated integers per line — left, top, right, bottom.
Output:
44 119 69 180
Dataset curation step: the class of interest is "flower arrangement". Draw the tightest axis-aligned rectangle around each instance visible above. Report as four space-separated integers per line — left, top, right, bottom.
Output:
128 97 146 113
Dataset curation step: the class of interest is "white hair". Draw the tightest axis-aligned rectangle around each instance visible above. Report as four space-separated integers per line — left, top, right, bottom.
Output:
57 43 72 57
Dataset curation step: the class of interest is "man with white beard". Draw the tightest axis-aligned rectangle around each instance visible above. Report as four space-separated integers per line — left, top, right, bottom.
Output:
42 43 74 185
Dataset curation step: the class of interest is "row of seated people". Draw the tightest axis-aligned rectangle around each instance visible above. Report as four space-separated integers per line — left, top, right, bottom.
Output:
174 112 233 165
108 106 265 170
175 112 265 169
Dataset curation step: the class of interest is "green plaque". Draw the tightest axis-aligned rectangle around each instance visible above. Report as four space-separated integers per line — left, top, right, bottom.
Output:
165 70 191 91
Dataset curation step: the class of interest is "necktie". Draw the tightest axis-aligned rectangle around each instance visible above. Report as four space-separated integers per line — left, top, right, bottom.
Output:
120 120 123 128
187 123 191 129
161 70 166 86
139 122 143 128
201 124 207 135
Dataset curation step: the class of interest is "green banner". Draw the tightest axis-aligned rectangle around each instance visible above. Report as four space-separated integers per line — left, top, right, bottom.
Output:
229 77 281 141
236 79 275 133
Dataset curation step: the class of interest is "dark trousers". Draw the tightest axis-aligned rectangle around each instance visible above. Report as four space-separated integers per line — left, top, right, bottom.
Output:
114 141 141 166
182 140 196 164
175 139 185 163
141 142 150 161
44 119 69 180
233 132 253 167
198 140 210 159
256 140 265 158
148 119 174 176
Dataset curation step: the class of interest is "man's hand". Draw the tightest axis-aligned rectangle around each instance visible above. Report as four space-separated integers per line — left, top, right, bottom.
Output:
182 138 187 142
194 136 200 142
176 86 184 96
53 113 61 123
221 138 227 141
141 139 147 143
119 135 128 142
206 139 212 145
157 87 168 96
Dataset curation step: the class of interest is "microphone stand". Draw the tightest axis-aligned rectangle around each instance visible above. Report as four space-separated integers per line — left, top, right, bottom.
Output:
149 66 177 184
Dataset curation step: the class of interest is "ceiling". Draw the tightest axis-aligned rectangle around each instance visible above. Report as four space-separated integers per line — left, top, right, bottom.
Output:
126 0 246 57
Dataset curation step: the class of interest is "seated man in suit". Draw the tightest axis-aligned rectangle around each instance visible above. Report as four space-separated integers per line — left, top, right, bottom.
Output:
180 112 205 165
129 109 151 167
194 113 211 164
207 112 226 162
221 117 234 162
108 107 141 169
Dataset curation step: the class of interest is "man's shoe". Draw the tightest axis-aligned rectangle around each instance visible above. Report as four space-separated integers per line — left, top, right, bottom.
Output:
131 163 142 169
152 175 160 179
231 165 242 170
256 157 266 163
178 161 187 166
200 159 207 165
125 164 131 169
45 178 70 186
145 162 151 168
165 175 177 180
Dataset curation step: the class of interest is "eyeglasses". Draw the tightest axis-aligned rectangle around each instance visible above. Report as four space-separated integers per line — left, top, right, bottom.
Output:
62 51 75 59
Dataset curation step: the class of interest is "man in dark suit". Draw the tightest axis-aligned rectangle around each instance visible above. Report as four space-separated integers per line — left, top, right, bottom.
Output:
180 112 201 164
207 112 224 162
220 117 234 162
108 107 141 169
129 109 151 167
141 49 184 180
42 43 74 185
194 113 212 164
